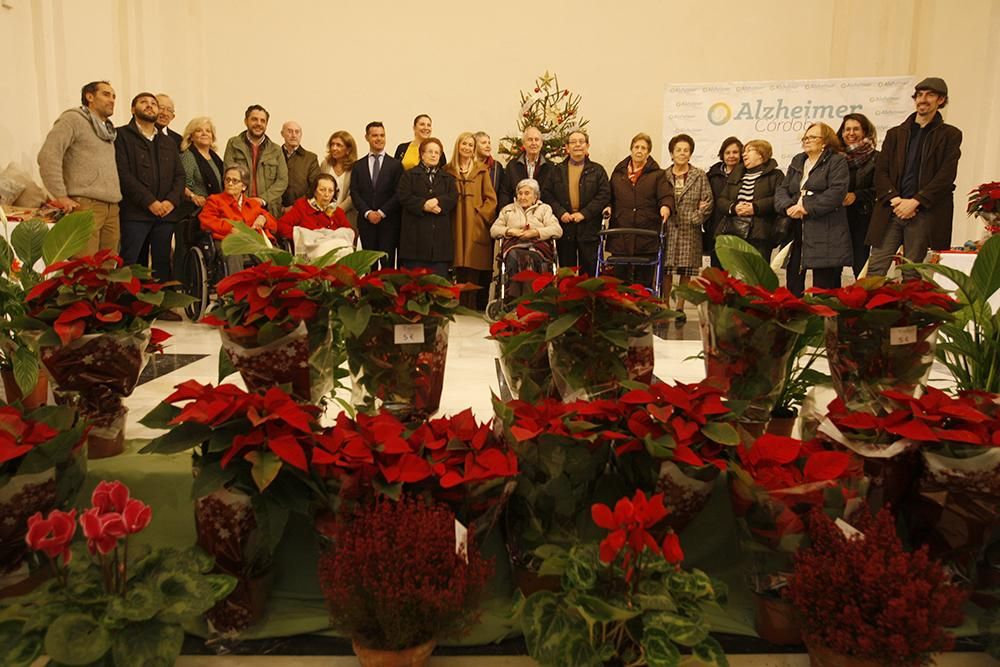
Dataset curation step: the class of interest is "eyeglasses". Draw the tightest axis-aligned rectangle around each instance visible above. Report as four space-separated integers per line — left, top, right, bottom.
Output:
801 135 823 142
223 177 243 185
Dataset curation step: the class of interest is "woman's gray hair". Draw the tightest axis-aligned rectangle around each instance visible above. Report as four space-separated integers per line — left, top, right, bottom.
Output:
224 163 251 187
516 178 541 199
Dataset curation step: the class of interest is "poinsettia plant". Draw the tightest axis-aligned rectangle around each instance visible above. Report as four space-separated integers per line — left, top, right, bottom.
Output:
809 277 958 413
519 490 729 667
968 180 1000 233
139 380 324 555
487 302 553 402
785 507 966 665
311 408 517 538
0 481 235 667
510 268 675 399
728 434 866 593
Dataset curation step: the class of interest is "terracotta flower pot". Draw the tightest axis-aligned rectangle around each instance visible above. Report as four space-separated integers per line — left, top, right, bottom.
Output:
1 369 48 409
766 415 796 437
753 593 802 646
352 639 436 667
805 642 886 667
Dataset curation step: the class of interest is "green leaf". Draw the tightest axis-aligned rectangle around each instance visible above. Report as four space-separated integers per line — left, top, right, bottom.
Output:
137 402 181 430
700 422 739 445
105 584 164 622
326 249 384 273
545 313 581 341
563 544 599 591
645 611 708 647
44 613 111 665
11 219 48 269
41 211 95 265
139 422 212 455
110 619 183 667
0 634 42 667
573 594 641 623
520 592 601 667
972 234 1000 302
11 345 40 397
218 348 236 382
715 235 778 290
642 625 682 667
246 450 283 491
906 261 978 304
220 222 276 258
693 636 730 667
338 303 372 338
190 464 236 499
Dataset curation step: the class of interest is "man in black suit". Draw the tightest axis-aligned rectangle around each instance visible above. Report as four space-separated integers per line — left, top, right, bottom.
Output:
351 121 404 268
154 94 182 149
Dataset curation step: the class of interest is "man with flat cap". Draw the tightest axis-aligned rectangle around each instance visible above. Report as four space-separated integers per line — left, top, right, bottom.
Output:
866 76 962 275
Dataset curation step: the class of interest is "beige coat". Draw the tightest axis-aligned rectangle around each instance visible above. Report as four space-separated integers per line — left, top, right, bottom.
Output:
491 201 562 240
447 160 497 271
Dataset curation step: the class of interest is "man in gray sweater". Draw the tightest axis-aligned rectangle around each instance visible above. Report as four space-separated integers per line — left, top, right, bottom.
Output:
37 80 123 255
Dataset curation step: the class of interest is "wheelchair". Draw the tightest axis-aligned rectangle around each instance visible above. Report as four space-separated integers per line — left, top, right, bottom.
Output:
594 212 667 297
484 237 559 322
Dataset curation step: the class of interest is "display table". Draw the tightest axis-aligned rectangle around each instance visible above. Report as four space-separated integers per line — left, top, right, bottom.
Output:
81 440 981 644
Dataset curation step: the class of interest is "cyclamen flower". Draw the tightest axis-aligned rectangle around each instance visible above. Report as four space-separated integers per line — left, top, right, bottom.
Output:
121 498 153 534
91 479 130 514
25 509 77 565
591 490 679 582
80 507 126 555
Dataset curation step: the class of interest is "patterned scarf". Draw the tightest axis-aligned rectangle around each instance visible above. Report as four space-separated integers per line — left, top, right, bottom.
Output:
76 106 116 142
844 138 876 168
627 160 646 185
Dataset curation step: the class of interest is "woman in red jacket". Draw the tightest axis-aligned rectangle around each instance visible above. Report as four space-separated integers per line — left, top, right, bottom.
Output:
199 164 278 241
277 173 354 245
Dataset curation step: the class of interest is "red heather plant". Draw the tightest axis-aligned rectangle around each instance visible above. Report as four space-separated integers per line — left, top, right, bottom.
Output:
318 494 494 651
785 507 966 665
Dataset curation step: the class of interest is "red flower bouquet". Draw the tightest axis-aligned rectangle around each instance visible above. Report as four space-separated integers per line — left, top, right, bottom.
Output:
4 481 233 666
809 277 958 414
968 180 1000 234
612 381 739 531
507 269 674 400
0 403 86 579
201 261 354 404
15 250 190 457
336 268 473 420
311 408 517 541
140 380 324 631
728 434 866 593
675 267 834 425
785 507 966 666
319 494 493 655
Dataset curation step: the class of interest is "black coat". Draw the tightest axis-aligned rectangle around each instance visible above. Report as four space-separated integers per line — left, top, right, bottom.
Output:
607 156 673 255
397 164 458 262
498 157 553 208
715 158 784 243
114 120 185 222
705 161 733 248
774 149 851 269
845 151 877 230
542 158 611 239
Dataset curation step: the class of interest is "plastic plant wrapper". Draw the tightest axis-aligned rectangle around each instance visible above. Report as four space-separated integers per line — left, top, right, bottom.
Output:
548 330 654 401
488 304 553 402
220 317 336 404
347 319 449 421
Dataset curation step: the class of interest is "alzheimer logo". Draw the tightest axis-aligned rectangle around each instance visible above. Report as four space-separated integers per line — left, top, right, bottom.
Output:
707 102 732 126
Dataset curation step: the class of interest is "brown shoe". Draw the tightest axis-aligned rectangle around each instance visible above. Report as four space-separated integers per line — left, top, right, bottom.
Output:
156 310 182 322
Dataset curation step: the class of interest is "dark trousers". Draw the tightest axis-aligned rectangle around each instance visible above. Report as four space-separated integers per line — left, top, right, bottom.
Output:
358 215 400 269
867 212 932 277
847 212 871 278
400 259 449 279
556 220 599 277
786 224 841 297
120 219 175 282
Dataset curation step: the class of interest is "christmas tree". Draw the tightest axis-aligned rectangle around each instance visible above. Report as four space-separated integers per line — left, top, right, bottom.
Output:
498 71 589 165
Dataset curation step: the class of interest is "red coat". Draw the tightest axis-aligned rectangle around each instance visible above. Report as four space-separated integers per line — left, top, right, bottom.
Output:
199 192 278 241
277 197 351 240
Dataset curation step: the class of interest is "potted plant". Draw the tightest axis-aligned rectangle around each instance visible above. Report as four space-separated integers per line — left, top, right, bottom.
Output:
14 250 191 458
518 490 729 667
0 403 86 595
510 269 675 401
907 234 1000 394
318 494 494 667
967 180 1000 236
139 380 323 632
728 433 866 645
0 480 235 666
785 507 966 666
674 236 835 432
808 277 958 414
612 380 739 531
335 268 474 421
486 301 554 402
0 210 94 405
767 314 829 436
311 407 518 543
492 395 620 592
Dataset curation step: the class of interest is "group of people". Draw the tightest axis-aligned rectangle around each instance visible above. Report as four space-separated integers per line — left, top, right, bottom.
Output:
36 76 962 316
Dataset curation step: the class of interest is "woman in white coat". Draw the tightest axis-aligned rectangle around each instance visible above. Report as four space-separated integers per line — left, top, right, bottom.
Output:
491 178 562 297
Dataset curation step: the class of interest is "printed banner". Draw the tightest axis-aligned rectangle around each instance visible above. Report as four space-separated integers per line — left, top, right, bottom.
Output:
662 76 917 168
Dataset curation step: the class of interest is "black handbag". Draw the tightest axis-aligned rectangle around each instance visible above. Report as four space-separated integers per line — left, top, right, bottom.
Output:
715 215 753 240
771 216 795 246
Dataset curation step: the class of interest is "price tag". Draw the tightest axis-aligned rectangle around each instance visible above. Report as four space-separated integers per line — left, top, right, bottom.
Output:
835 518 863 539
394 323 425 345
454 520 468 562
889 325 918 346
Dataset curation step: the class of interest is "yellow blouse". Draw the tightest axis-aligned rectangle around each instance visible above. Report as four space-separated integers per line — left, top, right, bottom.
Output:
401 142 421 171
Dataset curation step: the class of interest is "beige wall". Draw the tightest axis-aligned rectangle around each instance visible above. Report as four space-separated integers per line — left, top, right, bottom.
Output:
2 0 998 243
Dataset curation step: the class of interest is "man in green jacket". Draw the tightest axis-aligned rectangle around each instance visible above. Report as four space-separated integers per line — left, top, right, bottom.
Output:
223 104 288 216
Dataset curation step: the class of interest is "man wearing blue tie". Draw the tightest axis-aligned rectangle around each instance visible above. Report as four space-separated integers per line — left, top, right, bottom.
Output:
350 122 404 268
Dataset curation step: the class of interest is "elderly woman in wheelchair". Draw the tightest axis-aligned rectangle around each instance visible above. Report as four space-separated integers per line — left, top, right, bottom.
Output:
198 164 279 274
277 172 356 260
489 178 561 300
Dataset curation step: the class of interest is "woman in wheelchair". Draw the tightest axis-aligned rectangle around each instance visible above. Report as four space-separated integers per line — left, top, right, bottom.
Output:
277 173 356 253
199 164 279 273
490 178 561 298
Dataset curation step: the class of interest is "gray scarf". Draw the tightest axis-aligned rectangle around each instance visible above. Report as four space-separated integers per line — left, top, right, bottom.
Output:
75 106 117 142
